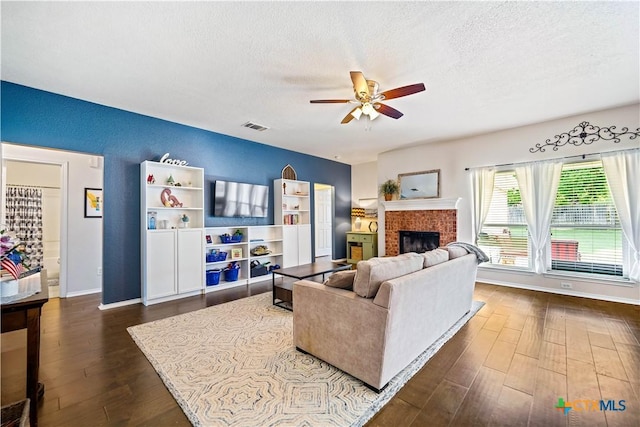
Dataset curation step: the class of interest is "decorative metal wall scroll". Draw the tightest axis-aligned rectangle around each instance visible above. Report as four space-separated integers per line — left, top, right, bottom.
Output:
529 121 640 153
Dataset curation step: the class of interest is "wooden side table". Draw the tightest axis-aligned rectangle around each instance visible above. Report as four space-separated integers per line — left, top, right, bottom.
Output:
1 273 48 427
346 232 378 265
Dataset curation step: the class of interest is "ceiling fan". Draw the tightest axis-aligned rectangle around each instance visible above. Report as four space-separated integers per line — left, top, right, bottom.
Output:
310 71 426 124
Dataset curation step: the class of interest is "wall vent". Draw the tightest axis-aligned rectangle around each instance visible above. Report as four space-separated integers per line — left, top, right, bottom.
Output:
241 121 270 132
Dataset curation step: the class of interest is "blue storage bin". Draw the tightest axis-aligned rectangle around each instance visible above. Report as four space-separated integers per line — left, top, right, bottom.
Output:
224 267 240 282
206 269 221 286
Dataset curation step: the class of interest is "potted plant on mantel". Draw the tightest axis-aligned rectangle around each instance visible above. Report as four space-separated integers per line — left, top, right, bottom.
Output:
379 179 400 201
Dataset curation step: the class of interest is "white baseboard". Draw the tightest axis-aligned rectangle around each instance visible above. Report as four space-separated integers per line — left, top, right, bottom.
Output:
99 298 142 310
64 288 101 298
480 278 640 306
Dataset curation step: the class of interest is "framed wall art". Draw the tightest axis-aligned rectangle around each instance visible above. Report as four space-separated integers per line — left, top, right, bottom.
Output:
84 188 103 218
398 169 440 199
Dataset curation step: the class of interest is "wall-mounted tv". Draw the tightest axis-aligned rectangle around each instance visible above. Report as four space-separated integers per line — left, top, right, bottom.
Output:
214 180 269 218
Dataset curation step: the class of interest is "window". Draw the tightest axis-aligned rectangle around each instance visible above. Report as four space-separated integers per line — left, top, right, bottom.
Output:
477 171 530 268
550 160 623 277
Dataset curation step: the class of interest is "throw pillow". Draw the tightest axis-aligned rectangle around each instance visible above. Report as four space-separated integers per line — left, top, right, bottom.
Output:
423 248 449 267
353 252 424 298
323 269 357 290
447 245 468 259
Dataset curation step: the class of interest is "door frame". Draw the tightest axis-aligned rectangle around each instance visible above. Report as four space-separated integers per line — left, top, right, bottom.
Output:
1 150 69 297
313 183 334 259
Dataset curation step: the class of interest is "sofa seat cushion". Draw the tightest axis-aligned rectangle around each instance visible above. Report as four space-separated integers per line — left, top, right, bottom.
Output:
324 269 357 289
422 248 449 267
353 252 424 298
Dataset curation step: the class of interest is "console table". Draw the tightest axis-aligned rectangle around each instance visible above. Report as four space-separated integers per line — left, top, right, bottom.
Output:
1 273 48 427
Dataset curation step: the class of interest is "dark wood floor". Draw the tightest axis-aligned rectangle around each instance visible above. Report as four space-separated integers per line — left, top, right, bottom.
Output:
1 282 638 426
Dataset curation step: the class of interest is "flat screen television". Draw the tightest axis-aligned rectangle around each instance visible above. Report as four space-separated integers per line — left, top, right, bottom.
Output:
214 180 269 217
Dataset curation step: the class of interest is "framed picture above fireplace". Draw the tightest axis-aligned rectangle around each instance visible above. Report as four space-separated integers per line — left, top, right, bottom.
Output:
398 169 440 199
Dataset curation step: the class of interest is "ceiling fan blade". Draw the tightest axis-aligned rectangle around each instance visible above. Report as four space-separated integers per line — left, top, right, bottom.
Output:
350 71 369 97
379 83 426 101
310 99 352 103
341 107 360 124
375 103 404 119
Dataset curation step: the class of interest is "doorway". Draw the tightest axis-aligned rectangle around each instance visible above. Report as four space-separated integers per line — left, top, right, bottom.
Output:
2 143 104 300
4 160 62 298
314 183 334 260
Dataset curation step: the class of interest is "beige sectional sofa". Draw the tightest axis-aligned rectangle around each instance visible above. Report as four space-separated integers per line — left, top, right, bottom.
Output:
292 247 478 391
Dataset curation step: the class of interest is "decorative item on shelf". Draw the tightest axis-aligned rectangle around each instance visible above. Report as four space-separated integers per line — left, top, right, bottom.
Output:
282 182 287 195
379 179 400 201
158 219 168 229
250 245 271 256
230 248 243 260
369 221 378 233
351 208 366 231
159 153 189 166
180 214 190 228
174 182 182 187
166 174 175 186
161 188 183 207
281 164 297 180
206 235 212 244
147 174 155 184
147 211 157 230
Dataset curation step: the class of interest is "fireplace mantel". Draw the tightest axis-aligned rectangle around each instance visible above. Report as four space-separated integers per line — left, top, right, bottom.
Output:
381 197 461 211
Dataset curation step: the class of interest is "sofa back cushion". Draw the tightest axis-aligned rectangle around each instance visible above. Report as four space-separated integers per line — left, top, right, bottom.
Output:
353 252 424 298
422 248 449 268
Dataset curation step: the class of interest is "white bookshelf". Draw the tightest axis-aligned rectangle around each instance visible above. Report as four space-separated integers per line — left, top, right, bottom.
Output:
204 225 284 292
141 161 205 305
274 179 312 267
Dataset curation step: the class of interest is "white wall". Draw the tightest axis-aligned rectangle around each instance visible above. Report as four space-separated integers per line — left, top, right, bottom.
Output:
375 104 640 303
351 161 379 232
1 143 104 297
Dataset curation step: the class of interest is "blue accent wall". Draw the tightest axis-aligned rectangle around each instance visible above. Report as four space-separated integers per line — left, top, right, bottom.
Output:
1 81 351 304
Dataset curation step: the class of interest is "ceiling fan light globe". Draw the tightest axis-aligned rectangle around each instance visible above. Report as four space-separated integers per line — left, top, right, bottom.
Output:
368 110 380 120
361 103 374 115
351 108 363 120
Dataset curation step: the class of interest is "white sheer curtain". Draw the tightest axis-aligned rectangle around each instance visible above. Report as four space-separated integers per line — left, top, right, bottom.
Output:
601 150 640 282
515 161 563 274
471 168 495 240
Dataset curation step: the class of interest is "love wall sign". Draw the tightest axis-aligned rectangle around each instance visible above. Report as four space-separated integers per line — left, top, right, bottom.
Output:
158 153 189 166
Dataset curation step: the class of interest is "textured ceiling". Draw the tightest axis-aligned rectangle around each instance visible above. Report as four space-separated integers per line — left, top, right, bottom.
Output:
2 2 638 165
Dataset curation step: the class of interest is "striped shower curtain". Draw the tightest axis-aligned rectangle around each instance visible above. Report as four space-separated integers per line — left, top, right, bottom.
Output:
5 186 44 270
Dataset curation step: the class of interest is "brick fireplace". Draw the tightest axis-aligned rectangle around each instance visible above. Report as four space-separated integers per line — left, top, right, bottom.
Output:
381 198 461 256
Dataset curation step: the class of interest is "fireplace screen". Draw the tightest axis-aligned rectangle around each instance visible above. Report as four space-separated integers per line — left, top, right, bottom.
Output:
399 231 440 253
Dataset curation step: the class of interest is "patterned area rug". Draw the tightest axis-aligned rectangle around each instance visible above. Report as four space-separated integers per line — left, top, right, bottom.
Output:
128 293 484 427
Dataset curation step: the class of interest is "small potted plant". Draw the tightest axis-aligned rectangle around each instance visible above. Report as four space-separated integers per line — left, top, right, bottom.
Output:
379 179 400 201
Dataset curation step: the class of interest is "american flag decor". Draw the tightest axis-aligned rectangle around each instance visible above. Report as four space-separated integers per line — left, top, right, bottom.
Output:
1 256 23 280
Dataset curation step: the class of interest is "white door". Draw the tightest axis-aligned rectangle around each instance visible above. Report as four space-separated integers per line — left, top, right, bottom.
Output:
177 229 204 293
314 185 333 258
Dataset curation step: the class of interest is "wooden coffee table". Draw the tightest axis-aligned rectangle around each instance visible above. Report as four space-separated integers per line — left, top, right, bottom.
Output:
272 261 351 310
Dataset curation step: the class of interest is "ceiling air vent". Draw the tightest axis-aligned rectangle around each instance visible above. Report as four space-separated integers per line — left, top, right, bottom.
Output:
241 121 270 132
